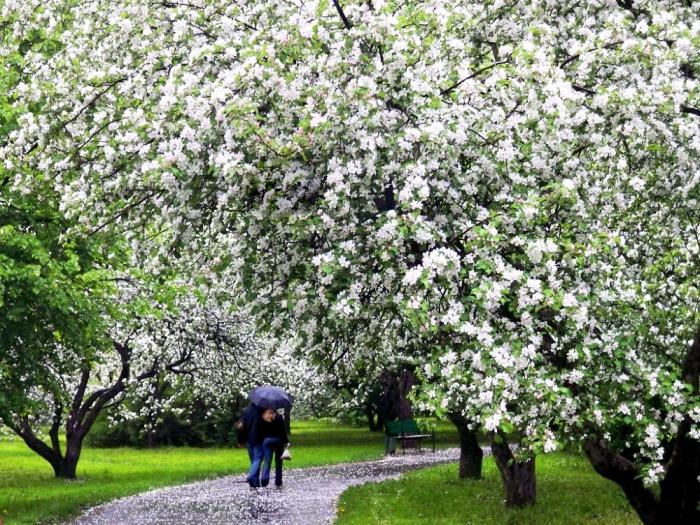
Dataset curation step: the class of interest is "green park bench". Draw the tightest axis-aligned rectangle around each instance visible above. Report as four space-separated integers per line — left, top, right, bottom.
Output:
384 419 435 455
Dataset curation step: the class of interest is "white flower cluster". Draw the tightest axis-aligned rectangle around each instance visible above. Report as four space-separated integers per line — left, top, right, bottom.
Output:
2 0 700 496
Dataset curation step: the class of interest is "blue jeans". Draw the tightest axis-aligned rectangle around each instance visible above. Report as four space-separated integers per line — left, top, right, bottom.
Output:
246 442 264 487
260 437 284 487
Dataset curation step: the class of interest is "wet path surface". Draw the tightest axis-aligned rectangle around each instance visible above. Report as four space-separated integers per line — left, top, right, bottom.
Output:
67 448 469 524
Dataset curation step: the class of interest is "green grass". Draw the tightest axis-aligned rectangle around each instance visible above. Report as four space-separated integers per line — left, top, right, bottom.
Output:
336 453 640 525
3 421 636 525
0 419 458 525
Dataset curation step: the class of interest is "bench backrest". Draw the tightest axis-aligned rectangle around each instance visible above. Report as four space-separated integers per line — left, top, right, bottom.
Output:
385 420 403 436
384 419 422 436
401 419 421 434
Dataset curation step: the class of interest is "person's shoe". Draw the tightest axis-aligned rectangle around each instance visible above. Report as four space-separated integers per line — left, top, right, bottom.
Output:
274 484 283 490
260 478 270 487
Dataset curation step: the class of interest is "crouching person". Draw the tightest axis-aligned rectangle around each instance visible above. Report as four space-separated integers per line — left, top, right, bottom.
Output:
258 407 289 488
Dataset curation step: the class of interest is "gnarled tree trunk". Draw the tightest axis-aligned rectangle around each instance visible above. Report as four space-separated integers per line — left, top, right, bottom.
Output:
448 413 483 479
10 404 88 479
491 433 536 507
55 437 83 478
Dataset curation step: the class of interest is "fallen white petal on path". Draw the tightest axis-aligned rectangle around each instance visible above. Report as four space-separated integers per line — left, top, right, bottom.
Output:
67 447 480 524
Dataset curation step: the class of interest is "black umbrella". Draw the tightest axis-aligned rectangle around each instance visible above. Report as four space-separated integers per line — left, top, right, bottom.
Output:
248 385 294 409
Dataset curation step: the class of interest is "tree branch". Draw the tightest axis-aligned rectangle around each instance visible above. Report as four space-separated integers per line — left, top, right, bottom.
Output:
76 341 131 426
71 368 90 415
54 77 128 134
11 417 61 467
559 40 623 69
583 436 658 520
681 104 700 118
571 84 596 96
49 402 63 456
441 60 510 96
332 0 352 29
87 190 161 236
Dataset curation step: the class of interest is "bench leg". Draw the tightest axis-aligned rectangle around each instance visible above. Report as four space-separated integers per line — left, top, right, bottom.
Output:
386 437 398 455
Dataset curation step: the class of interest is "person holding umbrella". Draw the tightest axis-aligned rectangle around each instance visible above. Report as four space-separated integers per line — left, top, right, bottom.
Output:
244 386 293 488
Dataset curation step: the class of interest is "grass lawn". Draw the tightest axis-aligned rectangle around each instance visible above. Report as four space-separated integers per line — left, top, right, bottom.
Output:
336 452 640 525
0 419 458 525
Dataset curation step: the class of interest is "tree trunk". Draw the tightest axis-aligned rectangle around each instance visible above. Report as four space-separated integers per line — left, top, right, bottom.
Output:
11 418 83 479
145 429 157 448
55 440 82 479
582 330 700 525
658 329 700 524
491 433 536 507
284 406 291 435
585 432 700 525
584 437 660 524
448 413 483 479
397 369 415 419
379 368 415 422
366 405 377 432
658 421 700 524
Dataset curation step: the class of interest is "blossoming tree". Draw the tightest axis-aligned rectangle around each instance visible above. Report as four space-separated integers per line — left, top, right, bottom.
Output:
3 0 700 520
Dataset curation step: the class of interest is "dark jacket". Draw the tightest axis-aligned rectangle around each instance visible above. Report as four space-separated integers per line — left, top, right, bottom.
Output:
256 413 288 446
237 404 261 445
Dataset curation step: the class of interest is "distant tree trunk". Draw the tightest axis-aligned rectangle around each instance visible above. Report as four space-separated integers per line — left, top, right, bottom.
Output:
447 413 483 479
379 368 416 421
379 368 417 445
366 405 377 432
491 433 536 507
378 370 400 422
284 406 291 435
396 369 415 420
145 429 158 448
379 369 415 417
376 413 384 433
143 380 167 447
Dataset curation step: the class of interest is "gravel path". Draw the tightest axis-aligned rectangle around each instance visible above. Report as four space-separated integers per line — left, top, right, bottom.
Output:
67 447 471 525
